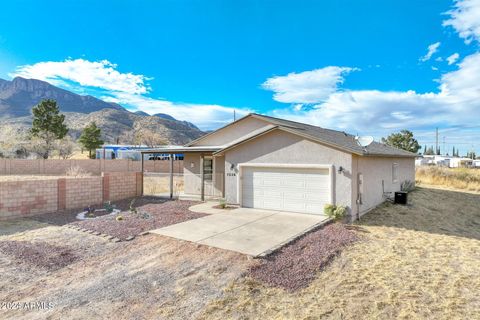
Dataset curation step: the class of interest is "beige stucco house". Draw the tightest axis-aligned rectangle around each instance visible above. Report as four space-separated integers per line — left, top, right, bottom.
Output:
148 113 416 220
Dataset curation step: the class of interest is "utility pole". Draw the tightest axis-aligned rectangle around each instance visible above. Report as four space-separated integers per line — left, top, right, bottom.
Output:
233 110 236 121
435 128 439 155
443 136 445 156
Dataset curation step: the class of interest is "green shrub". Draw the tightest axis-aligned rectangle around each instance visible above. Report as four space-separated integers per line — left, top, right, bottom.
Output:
324 204 336 216
324 204 347 221
219 198 227 209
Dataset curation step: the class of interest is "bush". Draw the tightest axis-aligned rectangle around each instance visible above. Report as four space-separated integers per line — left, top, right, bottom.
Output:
219 198 227 209
401 180 415 192
324 204 347 221
66 166 91 177
324 204 336 216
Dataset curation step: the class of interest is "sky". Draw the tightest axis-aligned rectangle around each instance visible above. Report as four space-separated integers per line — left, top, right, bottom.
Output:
1 0 480 155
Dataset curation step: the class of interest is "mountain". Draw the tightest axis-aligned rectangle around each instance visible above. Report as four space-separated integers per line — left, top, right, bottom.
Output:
153 113 199 130
0 77 205 145
0 77 124 117
134 110 150 116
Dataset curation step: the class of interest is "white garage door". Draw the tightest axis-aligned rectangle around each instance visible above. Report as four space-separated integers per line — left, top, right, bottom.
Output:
241 166 331 215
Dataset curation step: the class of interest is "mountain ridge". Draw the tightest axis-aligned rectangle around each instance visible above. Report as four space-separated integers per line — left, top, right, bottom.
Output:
0 77 204 145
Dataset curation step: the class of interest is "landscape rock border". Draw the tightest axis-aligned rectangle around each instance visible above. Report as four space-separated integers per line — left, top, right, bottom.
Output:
64 224 138 242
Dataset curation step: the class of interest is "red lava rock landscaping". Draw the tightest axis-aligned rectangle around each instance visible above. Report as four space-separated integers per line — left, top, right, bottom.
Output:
249 223 358 292
71 200 205 241
0 241 78 271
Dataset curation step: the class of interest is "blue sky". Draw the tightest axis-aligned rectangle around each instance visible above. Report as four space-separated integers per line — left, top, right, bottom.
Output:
1 0 480 154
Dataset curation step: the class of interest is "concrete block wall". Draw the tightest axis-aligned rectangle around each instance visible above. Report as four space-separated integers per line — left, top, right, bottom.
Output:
0 159 183 175
0 180 58 219
0 172 144 219
64 177 103 210
104 172 142 201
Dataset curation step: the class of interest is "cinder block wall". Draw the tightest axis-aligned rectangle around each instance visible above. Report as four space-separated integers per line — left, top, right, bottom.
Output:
64 177 103 210
0 159 183 175
0 172 144 219
0 180 58 219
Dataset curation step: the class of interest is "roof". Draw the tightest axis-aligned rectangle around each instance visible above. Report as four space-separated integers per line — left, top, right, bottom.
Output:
146 113 417 158
139 146 222 153
248 113 417 157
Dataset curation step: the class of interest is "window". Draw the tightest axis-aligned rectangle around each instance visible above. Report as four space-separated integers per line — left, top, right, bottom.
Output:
203 157 213 181
392 163 399 183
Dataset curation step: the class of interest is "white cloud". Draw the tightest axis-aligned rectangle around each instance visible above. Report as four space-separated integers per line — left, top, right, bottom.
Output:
446 52 460 65
9 58 249 130
11 59 149 94
269 52 480 138
261 67 358 104
103 93 250 129
443 0 480 44
420 42 441 61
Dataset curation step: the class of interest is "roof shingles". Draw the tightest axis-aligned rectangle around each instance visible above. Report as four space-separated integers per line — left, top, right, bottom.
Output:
251 113 417 158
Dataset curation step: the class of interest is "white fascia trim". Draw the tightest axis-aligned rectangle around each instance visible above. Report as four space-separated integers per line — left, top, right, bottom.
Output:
236 163 334 206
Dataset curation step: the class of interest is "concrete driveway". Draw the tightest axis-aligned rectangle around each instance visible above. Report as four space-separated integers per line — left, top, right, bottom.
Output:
150 203 330 256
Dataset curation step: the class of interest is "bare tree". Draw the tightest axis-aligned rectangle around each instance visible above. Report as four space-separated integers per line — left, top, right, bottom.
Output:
134 129 168 147
56 137 76 159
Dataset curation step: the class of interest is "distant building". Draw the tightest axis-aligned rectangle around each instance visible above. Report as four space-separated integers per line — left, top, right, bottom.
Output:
95 145 183 161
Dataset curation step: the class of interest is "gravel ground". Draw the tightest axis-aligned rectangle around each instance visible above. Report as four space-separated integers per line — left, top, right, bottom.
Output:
0 241 78 271
29 196 168 226
0 226 251 320
71 200 205 240
249 222 358 291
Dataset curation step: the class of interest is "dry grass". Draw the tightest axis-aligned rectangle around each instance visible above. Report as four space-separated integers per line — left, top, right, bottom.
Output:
65 165 92 177
200 187 480 320
416 166 480 192
143 175 184 195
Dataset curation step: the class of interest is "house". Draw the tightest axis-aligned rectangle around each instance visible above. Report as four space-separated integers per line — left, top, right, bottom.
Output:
142 113 416 220
449 157 474 168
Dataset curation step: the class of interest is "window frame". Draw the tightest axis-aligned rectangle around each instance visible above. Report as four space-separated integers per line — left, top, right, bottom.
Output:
203 156 213 181
392 162 399 183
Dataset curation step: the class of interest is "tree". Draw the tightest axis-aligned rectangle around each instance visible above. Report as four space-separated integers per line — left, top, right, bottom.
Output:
452 146 456 157
424 146 435 155
381 130 421 153
467 151 476 160
423 145 427 155
30 99 68 159
79 122 104 159
134 129 168 147
56 137 75 159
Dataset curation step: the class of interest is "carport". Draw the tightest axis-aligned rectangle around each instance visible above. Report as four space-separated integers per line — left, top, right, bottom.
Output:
140 146 221 200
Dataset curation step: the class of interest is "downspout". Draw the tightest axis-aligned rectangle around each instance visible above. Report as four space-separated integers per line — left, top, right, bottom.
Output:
356 156 361 221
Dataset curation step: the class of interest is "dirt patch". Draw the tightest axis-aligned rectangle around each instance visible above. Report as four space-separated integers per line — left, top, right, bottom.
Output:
200 187 480 320
0 240 78 271
0 228 251 320
249 223 358 291
71 200 205 240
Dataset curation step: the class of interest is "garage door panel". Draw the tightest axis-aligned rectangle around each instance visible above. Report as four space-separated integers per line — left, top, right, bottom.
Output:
241 166 330 215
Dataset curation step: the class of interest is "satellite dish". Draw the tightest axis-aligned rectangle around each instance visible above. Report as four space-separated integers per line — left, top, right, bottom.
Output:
355 136 374 148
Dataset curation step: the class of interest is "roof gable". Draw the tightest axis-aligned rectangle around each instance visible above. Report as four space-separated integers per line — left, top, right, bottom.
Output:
188 113 417 158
